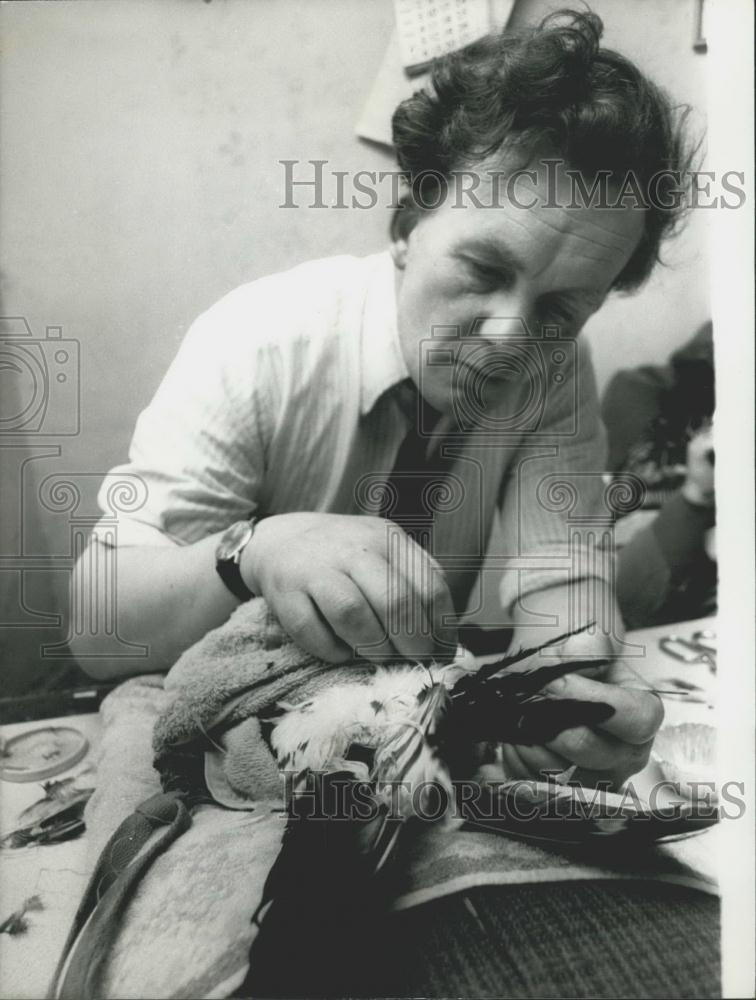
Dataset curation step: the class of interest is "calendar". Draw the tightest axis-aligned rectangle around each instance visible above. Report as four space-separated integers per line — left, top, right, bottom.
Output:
393 0 493 74
357 0 515 147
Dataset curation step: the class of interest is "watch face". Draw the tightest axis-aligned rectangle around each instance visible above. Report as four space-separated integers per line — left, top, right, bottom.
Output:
216 520 254 561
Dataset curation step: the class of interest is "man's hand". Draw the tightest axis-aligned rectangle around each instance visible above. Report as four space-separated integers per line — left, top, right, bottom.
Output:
242 512 458 664
495 658 664 788
499 581 664 788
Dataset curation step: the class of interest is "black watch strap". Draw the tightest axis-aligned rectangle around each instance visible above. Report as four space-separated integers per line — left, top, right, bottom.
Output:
216 555 254 602
215 519 257 602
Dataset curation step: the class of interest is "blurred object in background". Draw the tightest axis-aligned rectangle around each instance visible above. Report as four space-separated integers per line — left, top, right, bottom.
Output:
603 323 716 629
603 321 714 506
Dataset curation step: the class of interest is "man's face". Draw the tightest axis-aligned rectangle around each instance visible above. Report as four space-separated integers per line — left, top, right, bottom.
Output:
393 156 645 414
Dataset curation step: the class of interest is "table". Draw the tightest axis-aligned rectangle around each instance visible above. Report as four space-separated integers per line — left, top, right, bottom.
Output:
615 616 715 727
0 618 717 999
0 713 102 1000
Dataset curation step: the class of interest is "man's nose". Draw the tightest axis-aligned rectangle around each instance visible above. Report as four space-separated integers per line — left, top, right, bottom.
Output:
469 312 535 345
474 284 537 340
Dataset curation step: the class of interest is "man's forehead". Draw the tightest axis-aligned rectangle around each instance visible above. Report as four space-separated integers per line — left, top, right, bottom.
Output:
448 156 645 288
472 156 645 242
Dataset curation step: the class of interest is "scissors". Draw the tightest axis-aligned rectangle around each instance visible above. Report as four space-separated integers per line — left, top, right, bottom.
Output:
659 629 717 671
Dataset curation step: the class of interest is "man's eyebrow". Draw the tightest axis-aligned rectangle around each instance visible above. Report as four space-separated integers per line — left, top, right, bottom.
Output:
457 236 524 273
458 236 607 302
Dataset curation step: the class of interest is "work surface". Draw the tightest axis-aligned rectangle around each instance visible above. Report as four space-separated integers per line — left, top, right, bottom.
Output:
0 618 718 1000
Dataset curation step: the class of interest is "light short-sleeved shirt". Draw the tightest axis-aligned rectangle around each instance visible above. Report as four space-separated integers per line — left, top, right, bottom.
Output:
96 251 612 613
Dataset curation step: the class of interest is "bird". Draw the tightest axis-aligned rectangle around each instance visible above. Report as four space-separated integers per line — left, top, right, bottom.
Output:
240 628 618 996
239 628 717 998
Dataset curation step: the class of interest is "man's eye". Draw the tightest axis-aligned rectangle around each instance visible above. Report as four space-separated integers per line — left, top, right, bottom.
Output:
541 301 576 325
466 261 509 290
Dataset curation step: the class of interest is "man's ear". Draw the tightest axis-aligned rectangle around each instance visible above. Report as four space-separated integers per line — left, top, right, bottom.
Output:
390 238 409 270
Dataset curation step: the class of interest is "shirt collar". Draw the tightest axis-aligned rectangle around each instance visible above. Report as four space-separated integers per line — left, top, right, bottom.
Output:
359 251 411 416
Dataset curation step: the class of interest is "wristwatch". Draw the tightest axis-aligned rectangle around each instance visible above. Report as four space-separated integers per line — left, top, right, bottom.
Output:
215 518 257 601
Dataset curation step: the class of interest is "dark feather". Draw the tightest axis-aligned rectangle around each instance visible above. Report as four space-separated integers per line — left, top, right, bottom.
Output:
246 766 397 997
455 694 615 746
246 680 456 993
444 651 615 756
462 780 719 846
253 766 390 915
252 683 451 933
466 624 595 687
451 656 611 710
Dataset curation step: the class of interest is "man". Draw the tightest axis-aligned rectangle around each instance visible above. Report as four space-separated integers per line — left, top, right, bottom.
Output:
75 10 692 786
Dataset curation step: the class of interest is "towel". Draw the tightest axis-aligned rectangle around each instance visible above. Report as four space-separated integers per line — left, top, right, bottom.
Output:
153 599 360 751
153 597 466 805
83 674 169 862
57 671 284 999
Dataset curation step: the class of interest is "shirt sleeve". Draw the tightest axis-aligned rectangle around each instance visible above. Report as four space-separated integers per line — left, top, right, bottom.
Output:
92 291 273 549
497 338 613 612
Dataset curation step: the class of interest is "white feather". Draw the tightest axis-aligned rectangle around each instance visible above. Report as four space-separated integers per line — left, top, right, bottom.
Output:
271 662 462 774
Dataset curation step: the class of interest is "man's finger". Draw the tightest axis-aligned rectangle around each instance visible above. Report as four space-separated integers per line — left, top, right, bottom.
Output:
405 537 458 660
511 743 572 780
310 573 398 661
500 743 532 781
543 667 664 744
365 527 457 661
273 590 353 664
348 548 436 661
546 724 654 773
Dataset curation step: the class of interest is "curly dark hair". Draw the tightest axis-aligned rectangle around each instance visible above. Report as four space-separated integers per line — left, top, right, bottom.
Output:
391 9 695 290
